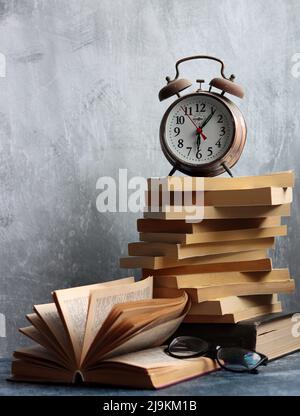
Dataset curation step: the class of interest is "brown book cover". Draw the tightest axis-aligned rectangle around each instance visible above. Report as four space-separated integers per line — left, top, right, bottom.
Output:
139 225 287 244
172 312 300 361
137 217 281 234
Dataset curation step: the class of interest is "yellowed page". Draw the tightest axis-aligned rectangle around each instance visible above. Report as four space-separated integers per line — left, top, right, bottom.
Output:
52 276 135 366
27 312 50 333
87 294 190 366
19 325 70 367
81 277 153 364
13 345 65 366
19 326 53 351
92 294 188 355
104 345 193 369
33 303 71 355
94 315 184 363
88 295 187 354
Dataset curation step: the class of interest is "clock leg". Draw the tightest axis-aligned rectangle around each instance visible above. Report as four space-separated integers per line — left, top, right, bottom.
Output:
168 166 177 176
221 162 234 177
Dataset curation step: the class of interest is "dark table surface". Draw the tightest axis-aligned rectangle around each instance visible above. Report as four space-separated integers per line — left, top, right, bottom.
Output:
1 354 300 396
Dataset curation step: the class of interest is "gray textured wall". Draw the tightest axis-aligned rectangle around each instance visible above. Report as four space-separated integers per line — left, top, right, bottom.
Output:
0 0 300 356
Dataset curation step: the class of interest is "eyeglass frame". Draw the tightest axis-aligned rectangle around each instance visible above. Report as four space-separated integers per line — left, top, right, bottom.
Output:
165 336 269 374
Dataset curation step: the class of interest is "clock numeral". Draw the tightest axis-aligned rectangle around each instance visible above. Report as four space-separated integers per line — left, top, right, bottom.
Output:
196 150 202 160
220 126 226 136
200 103 206 112
207 146 213 156
177 139 184 148
216 139 222 148
176 116 185 124
195 103 206 112
184 106 193 116
217 114 224 123
174 127 180 136
186 146 192 156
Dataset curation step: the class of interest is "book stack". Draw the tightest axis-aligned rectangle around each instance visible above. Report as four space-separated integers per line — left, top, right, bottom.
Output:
120 171 296 325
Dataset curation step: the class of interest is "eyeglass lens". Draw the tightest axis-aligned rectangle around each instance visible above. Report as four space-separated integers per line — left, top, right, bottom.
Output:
169 336 209 357
217 347 263 371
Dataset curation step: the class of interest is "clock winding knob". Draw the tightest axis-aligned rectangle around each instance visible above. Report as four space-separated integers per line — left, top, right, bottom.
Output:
196 79 205 91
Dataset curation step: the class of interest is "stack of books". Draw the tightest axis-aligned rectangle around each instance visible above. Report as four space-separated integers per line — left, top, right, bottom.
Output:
120 171 295 325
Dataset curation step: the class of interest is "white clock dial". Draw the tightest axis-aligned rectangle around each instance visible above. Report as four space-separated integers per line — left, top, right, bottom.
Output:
163 94 235 166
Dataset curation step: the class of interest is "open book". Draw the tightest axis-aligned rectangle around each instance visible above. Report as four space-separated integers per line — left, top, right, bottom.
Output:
11 276 201 388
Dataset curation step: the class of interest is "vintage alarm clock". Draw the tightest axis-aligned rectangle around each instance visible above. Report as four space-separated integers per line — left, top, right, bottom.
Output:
159 55 247 177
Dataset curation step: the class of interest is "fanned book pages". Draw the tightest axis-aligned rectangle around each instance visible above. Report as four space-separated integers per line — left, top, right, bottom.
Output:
11 277 197 388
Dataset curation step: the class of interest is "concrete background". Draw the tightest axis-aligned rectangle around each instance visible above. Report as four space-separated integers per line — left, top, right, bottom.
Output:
0 0 300 356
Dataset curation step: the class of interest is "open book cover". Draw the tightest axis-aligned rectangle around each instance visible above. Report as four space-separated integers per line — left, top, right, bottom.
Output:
10 276 217 388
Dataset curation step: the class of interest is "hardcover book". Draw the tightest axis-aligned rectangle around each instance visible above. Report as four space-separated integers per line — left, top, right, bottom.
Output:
145 187 292 207
147 171 295 192
137 217 281 234
173 312 300 360
154 279 295 303
128 238 275 259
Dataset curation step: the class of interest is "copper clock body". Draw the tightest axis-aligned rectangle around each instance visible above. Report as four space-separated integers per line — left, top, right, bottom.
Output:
159 91 247 177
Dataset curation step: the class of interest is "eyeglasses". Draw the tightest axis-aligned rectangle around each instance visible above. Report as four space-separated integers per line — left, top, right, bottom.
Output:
165 336 268 374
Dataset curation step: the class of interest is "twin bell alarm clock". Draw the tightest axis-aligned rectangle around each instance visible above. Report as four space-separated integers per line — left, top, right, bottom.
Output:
158 55 247 177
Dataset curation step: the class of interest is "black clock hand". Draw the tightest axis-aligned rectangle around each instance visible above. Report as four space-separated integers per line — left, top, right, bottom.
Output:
196 133 202 160
196 133 201 149
180 106 207 141
200 109 216 129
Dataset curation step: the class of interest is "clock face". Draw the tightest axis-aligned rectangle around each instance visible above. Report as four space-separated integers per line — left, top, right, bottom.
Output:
162 93 235 166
